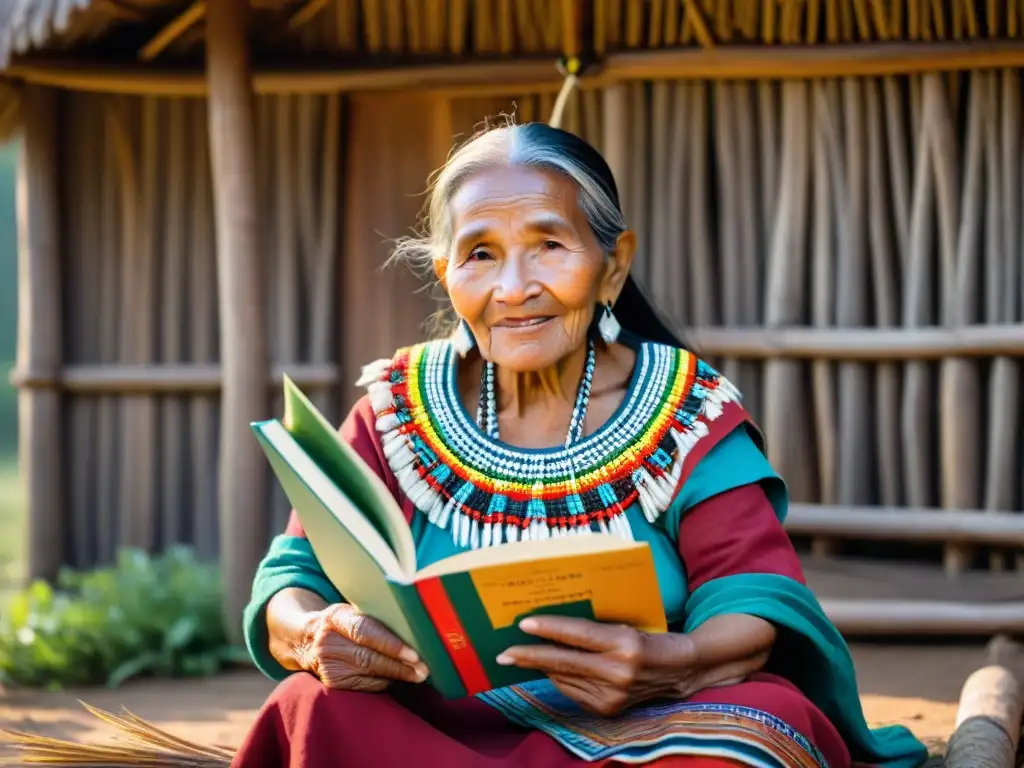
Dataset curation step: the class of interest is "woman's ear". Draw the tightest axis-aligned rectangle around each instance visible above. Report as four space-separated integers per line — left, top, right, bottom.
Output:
602 230 636 303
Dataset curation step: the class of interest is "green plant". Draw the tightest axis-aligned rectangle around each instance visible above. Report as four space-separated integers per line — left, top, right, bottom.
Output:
0 546 250 690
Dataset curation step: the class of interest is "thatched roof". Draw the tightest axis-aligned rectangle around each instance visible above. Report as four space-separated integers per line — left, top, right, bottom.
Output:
0 0 1020 140
3 1 1023 73
0 0 95 69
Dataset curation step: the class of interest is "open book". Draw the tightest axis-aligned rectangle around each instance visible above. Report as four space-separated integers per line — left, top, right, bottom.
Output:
251 377 667 698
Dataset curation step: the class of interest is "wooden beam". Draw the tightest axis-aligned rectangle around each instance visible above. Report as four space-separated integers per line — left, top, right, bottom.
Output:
602 39 1024 80
785 504 1024 548
139 1 206 61
287 0 332 30
6 57 564 97
821 601 1024 636
683 0 716 48
688 324 1024 360
206 0 269 642
97 0 151 23
9 363 339 394
16 85 63 582
13 39 1024 98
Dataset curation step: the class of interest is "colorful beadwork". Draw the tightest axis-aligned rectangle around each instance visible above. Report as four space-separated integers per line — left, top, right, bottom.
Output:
358 340 742 548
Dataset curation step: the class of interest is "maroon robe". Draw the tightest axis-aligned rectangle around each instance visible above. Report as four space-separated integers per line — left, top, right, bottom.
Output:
232 398 849 768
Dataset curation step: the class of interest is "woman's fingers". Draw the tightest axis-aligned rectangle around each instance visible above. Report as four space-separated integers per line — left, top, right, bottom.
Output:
321 639 429 683
324 605 422 665
497 643 612 681
517 616 633 653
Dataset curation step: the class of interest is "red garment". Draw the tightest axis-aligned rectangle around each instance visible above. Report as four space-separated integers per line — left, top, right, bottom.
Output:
237 397 849 768
234 670 773 767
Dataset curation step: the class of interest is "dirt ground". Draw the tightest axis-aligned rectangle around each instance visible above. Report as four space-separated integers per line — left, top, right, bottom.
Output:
0 641 990 762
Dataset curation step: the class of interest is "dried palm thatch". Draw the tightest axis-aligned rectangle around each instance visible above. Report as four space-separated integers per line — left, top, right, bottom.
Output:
0 702 233 767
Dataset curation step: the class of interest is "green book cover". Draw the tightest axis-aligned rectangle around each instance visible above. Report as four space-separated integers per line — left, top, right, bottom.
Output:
252 376 668 698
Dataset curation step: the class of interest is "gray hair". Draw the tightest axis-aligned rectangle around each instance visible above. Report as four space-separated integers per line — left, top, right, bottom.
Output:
391 121 627 286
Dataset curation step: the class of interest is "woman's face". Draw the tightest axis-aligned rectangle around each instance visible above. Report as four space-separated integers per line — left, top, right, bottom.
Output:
439 165 634 372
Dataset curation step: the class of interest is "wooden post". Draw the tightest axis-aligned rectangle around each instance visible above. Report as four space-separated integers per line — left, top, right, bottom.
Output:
601 84 629 209
206 0 268 641
17 85 64 582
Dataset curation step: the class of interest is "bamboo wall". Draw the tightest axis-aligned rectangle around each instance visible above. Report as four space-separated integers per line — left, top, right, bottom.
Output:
52 87 464 570
30 67 1024 576
601 71 1024 571
57 91 355 568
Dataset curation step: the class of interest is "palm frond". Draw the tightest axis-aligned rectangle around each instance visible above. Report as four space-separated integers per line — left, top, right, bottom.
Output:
0 702 234 767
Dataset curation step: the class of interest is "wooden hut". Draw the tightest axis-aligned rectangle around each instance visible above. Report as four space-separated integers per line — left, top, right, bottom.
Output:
4 0 1024 636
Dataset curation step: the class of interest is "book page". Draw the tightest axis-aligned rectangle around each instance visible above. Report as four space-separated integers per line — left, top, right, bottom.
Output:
467 546 667 634
415 532 639 578
255 420 404 580
282 376 417 575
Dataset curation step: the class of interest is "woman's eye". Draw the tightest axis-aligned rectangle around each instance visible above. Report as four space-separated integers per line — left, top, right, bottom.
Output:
542 240 562 251
467 248 493 261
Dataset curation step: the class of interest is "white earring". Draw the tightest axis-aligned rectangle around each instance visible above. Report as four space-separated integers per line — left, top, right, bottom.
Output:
597 302 621 344
451 318 476 357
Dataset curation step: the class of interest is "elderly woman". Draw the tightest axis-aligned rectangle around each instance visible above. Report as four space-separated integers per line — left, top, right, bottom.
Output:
233 123 926 768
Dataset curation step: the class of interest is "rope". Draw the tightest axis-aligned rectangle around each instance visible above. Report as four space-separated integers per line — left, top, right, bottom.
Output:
548 55 582 129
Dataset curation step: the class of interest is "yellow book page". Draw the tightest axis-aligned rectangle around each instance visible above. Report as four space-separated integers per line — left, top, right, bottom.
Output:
467 546 668 634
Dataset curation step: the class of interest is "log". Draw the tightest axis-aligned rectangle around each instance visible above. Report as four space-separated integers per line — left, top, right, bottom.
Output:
206 0 269 642
600 84 628 214
16 85 64 581
823 603 1024 636
14 41 1024 97
785 503 1024 547
187 99 219 561
686 323 1024 360
808 80 838 516
866 78 903 508
9 363 339 393
761 80 817 503
160 98 188 548
943 636 1024 768
603 40 1024 80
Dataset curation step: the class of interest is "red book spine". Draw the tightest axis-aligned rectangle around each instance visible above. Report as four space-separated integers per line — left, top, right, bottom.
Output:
414 576 492 696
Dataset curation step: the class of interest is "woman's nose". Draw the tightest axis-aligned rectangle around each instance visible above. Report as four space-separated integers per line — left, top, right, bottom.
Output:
493 256 539 305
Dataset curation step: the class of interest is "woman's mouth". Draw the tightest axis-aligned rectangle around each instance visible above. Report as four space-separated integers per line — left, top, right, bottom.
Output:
494 316 553 329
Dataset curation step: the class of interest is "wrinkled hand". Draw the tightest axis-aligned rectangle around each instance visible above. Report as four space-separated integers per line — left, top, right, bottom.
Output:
299 604 429 692
496 616 698 717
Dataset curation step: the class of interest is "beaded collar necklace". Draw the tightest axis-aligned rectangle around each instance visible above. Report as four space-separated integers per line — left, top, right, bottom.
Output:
358 338 744 548
476 339 597 449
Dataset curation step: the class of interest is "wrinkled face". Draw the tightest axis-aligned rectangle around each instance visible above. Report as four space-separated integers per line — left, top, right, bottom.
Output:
439 165 631 372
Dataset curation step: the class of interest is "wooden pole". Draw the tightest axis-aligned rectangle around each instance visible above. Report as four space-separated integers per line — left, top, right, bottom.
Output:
785 503 1024 547
16 85 63 581
205 0 268 642
822 602 1024 636
687 323 1024 359
601 84 628 209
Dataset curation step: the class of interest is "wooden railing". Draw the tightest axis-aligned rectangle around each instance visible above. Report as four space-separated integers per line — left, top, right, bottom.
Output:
688 323 1024 360
10 363 339 394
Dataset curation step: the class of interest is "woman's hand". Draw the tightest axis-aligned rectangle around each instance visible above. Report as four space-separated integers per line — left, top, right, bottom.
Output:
296 603 430 692
495 616 700 716
496 614 775 717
